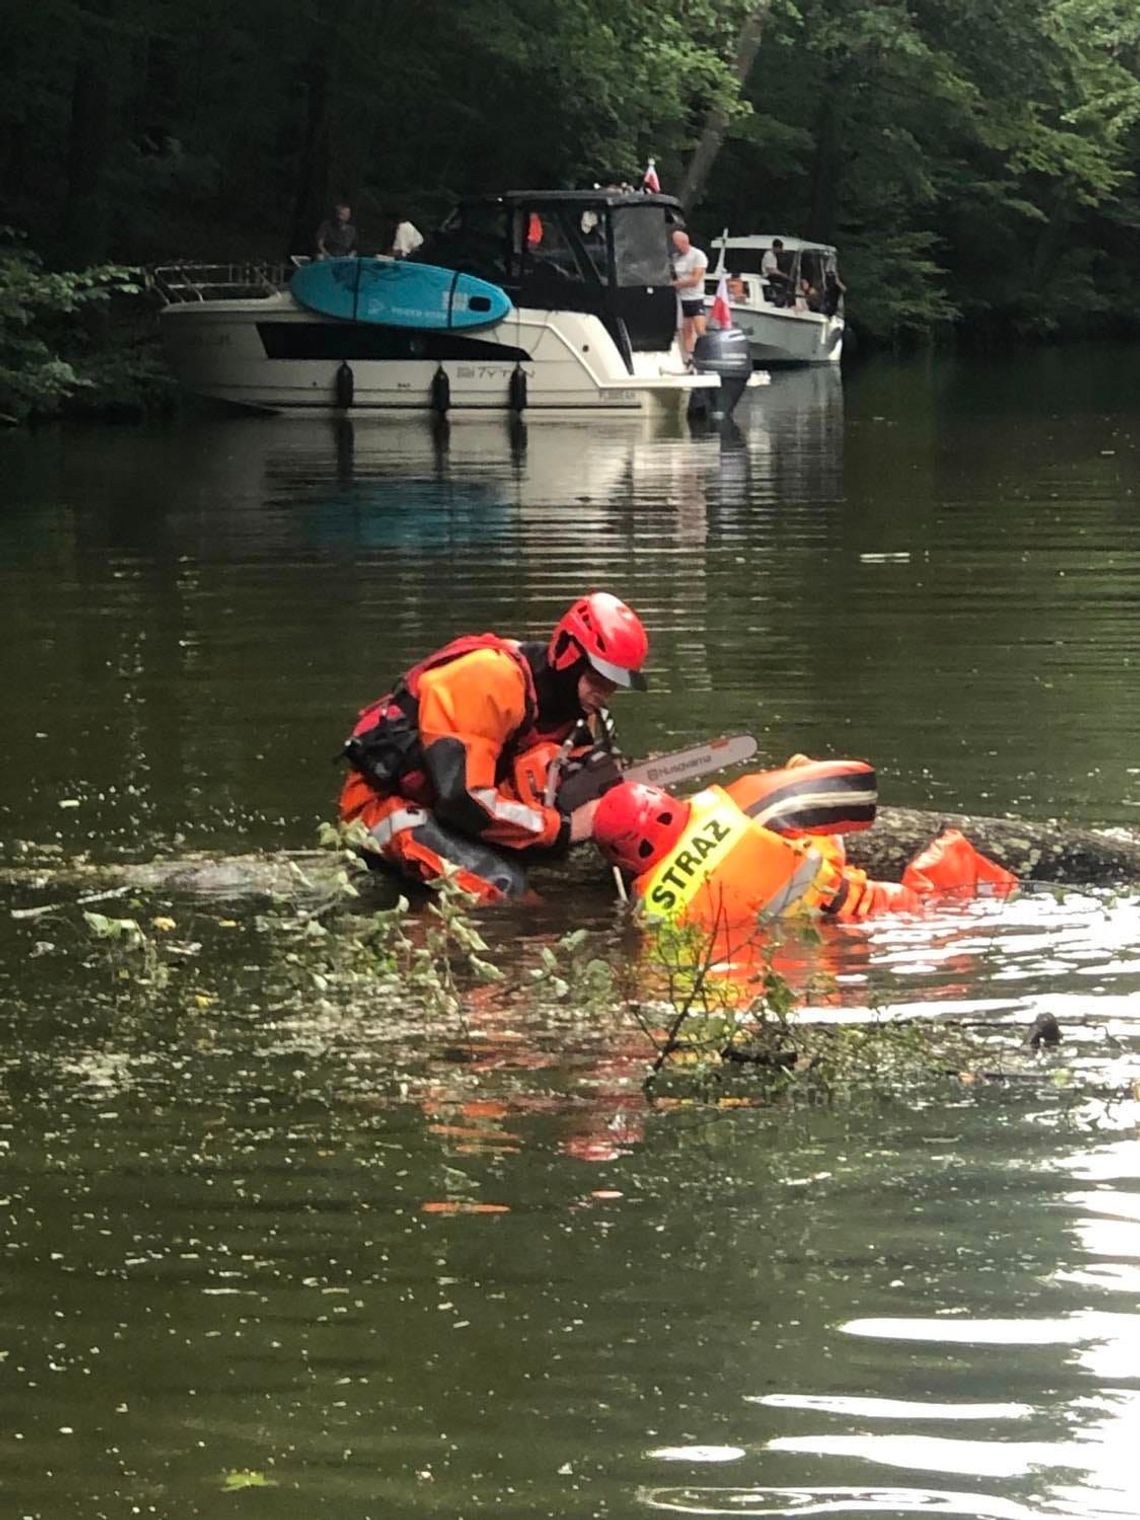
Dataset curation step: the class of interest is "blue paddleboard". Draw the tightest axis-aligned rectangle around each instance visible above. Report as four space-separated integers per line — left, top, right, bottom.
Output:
290 258 511 330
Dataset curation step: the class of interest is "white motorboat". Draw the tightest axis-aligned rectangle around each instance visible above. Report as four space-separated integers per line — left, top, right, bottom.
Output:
706 234 844 366
155 190 717 417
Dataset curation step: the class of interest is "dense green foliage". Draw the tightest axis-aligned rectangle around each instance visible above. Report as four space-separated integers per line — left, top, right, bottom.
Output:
0 232 145 423
1 0 1138 344
712 0 1140 338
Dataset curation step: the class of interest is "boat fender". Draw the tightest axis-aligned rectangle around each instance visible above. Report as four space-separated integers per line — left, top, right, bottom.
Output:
509 363 528 413
430 364 450 415
335 360 354 409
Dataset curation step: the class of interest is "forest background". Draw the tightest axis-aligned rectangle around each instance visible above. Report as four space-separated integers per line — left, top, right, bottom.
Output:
2 0 1140 419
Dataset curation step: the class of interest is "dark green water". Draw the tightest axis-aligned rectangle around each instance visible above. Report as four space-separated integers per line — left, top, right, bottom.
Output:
3 350 1140 1518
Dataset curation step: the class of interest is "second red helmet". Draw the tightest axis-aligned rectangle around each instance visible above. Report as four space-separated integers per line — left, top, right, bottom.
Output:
593 781 689 875
548 592 649 690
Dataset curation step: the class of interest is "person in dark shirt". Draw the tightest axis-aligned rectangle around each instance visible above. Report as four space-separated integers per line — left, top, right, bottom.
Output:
315 202 357 259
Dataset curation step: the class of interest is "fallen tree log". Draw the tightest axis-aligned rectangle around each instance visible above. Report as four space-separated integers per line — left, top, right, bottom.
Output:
3 808 1139 907
846 806 1140 887
3 850 365 909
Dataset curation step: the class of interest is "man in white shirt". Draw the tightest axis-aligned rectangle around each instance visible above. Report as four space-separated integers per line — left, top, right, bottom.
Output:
671 229 708 360
761 239 790 304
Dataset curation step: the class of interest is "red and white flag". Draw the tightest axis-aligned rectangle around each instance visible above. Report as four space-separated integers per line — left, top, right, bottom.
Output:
710 271 732 329
642 157 660 193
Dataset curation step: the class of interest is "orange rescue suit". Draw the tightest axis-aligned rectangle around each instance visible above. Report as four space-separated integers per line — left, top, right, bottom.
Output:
340 639 572 854
627 784 917 929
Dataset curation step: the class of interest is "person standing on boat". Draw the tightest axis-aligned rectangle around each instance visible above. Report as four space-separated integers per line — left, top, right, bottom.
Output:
762 239 792 305
671 229 708 360
315 202 357 259
823 265 847 317
338 593 649 902
389 213 424 259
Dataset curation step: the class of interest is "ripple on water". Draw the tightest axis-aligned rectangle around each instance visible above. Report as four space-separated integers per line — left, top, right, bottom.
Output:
638 1483 1041 1517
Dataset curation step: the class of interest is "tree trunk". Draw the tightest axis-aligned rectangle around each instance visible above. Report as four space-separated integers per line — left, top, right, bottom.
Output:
287 55 333 259
847 806 1140 887
679 1 773 212
807 92 841 244
1028 187 1073 291
61 51 115 264
5 810 1140 907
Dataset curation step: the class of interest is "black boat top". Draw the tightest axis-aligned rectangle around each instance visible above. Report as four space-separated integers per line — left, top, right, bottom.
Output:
469 189 684 214
415 190 685 363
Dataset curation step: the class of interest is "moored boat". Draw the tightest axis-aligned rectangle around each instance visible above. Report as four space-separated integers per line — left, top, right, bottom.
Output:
155 190 718 417
706 233 845 366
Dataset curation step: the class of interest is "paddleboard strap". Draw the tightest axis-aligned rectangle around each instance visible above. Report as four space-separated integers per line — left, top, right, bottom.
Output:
446 268 463 330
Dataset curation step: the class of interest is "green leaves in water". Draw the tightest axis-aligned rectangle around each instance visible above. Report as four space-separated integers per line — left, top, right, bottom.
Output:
61 823 1082 1107
527 928 616 1006
220 1468 277 1491
83 911 147 948
82 909 171 988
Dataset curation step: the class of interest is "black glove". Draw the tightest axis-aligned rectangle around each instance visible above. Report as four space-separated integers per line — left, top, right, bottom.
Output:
555 748 624 812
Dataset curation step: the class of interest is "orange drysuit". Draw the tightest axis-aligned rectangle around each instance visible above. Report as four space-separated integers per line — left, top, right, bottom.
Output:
625 783 919 931
339 635 582 901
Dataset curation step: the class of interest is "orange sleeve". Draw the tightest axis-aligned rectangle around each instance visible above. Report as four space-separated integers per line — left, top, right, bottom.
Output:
416 648 568 850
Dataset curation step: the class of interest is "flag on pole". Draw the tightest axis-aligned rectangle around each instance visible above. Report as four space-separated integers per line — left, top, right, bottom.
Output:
710 271 732 329
642 157 660 193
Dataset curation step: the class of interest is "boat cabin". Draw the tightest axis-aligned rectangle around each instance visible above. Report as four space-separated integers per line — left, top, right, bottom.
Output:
710 235 844 316
413 190 685 369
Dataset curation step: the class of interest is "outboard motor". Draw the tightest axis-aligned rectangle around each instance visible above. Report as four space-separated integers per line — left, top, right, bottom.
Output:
687 327 752 423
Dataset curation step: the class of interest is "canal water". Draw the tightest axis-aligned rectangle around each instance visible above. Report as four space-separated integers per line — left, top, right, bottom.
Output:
2 348 1140 1518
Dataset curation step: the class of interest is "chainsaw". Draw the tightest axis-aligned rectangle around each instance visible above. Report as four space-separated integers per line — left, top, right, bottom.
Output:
538 725 760 812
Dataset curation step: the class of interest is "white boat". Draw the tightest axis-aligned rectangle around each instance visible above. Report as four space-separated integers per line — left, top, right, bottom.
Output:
155 190 716 417
706 234 844 366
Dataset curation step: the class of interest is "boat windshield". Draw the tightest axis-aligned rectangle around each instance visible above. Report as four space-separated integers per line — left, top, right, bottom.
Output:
719 244 837 285
723 248 768 276
611 205 672 288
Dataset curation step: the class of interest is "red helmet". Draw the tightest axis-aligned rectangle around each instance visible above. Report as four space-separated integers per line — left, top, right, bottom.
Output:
593 781 689 875
548 593 648 690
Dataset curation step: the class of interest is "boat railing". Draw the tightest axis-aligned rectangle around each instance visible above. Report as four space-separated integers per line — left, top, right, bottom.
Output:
150 262 293 304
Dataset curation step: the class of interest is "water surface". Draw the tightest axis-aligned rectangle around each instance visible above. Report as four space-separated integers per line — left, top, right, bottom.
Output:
2 348 1140 1518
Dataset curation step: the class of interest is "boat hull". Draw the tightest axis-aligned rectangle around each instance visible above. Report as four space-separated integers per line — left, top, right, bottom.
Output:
158 295 712 416
731 304 844 366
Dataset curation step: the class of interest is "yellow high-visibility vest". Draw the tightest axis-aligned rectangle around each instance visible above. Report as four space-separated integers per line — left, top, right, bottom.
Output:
634 785 832 927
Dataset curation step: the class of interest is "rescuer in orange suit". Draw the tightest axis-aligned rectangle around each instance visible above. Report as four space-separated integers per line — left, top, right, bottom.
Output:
338 593 649 902
591 777 1017 931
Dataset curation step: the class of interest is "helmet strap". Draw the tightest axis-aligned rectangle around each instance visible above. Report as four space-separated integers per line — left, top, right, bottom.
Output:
525 642 588 725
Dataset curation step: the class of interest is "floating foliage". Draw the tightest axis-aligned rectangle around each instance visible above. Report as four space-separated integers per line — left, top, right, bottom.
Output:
220 1468 277 1491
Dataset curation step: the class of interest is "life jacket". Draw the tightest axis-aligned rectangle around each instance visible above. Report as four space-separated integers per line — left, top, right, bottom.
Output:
343 633 541 802
632 785 837 928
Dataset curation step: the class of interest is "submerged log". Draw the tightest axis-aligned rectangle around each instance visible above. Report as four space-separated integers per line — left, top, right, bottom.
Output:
846 806 1140 888
3 808 1139 907
3 850 375 909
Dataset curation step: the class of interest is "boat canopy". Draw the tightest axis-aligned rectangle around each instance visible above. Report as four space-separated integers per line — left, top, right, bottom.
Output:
710 234 840 284
712 234 838 256
414 190 686 365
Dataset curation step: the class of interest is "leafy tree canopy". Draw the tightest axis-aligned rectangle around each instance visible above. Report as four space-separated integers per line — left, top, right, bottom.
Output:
0 0 1136 342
